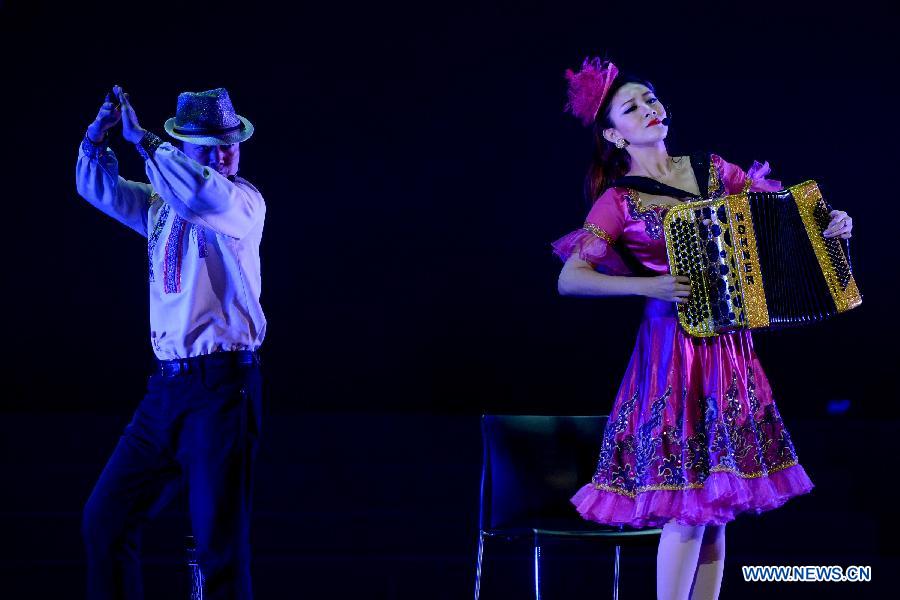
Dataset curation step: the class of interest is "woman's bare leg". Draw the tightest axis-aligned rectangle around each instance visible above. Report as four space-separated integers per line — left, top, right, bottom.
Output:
689 524 726 599
657 520 705 600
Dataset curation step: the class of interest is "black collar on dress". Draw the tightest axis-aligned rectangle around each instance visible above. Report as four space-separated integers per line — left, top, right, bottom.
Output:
610 152 711 200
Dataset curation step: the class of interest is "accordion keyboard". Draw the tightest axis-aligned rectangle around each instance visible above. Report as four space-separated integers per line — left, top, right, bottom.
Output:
664 181 861 336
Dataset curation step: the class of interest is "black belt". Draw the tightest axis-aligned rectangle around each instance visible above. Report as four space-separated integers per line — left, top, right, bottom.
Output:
157 350 260 378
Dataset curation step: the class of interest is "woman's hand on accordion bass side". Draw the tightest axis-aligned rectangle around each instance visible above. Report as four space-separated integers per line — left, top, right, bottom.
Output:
824 210 853 239
642 275 692 304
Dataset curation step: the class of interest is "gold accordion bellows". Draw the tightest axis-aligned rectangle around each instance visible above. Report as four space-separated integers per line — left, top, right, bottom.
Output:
663 181 861 337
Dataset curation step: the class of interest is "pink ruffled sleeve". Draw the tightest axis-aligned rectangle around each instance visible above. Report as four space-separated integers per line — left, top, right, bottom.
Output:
551 188 632 275
712 154 782 195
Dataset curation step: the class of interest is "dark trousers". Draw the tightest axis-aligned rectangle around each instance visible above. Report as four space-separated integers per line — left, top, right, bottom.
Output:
83 351 262 600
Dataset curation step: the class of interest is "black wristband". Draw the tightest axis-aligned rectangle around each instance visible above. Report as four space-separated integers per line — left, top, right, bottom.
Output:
135 131 163 160
81 133 110 160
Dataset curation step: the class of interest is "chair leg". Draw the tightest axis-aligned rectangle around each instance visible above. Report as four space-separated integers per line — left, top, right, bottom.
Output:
612 544 621 600
474 531 485 600
533 530 542 600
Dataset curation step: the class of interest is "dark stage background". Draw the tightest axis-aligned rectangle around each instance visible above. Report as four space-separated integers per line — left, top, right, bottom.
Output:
1 1 896 598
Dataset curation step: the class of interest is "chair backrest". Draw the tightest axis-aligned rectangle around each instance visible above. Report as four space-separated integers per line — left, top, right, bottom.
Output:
480 415 608 531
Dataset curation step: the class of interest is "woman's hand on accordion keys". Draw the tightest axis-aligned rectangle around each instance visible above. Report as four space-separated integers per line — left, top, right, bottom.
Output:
824 210 853 239
644 275 692 304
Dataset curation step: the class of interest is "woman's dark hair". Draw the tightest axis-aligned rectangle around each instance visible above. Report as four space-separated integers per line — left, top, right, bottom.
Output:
585 73 659 204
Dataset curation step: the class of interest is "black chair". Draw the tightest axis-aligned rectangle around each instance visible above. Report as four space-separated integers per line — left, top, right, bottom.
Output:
474 415 662 599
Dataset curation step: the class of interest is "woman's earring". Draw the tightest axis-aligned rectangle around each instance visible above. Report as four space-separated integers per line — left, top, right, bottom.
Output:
615 138 629 149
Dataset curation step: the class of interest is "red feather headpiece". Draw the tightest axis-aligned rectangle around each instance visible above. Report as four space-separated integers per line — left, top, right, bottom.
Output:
564 58 619 126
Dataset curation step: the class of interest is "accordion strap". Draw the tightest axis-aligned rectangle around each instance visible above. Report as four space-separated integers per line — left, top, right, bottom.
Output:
610 152 711 200
610 176 700 200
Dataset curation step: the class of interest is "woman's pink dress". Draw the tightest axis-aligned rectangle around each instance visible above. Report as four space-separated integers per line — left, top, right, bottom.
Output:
552 153 815 527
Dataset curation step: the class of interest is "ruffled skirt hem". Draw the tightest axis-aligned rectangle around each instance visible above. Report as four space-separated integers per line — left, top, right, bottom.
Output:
571 463 814 528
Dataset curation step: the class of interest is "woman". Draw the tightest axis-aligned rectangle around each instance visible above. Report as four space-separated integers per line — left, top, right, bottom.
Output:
552 58 853 600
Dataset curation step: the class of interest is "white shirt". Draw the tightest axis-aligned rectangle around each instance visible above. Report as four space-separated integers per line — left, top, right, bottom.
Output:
76 139 267 360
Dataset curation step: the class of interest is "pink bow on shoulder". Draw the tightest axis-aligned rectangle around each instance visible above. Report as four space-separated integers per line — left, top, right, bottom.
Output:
743 160 782 193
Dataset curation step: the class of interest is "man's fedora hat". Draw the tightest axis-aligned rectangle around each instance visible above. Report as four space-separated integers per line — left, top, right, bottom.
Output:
163 87 254 146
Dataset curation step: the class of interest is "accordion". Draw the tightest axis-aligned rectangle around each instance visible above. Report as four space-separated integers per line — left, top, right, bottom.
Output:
664 181 861 337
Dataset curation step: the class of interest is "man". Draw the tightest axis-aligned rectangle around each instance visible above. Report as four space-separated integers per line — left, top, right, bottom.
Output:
76 85 266 600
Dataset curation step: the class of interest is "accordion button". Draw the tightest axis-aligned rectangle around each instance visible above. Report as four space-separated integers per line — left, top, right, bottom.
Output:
717 205 727 221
